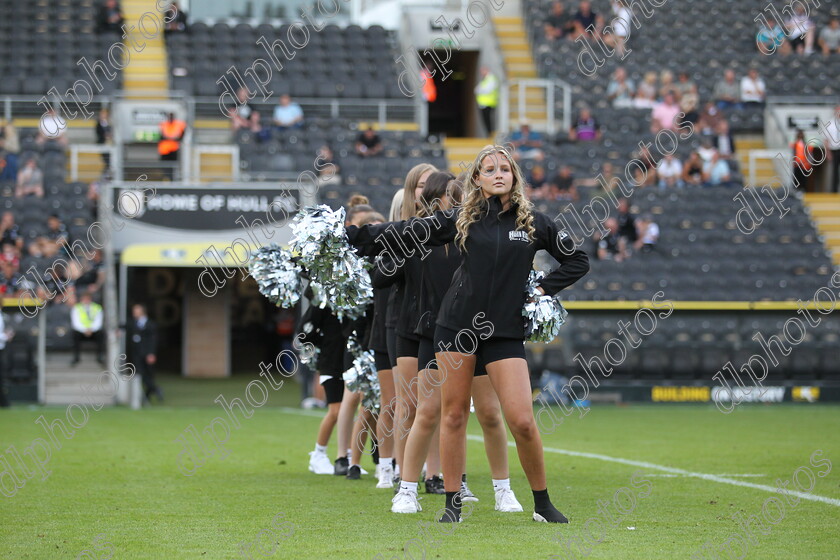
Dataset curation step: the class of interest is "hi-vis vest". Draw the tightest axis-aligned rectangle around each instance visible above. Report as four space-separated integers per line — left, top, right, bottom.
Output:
158 119 186 155
421 69 437 103
75 303 102 329
475 75 499 108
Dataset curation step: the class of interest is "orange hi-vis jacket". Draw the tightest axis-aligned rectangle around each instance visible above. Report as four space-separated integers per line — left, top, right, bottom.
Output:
158 119 186 155
421 69 437 103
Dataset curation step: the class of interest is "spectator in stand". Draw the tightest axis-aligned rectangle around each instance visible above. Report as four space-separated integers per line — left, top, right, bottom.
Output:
233 87 258 127
697 136 719 163
823 105 840 193
272 94 304 131
96 0 124 33
569 107 601 142
658 70 677 100
679 84 700 125
71 292 104 366
656 153 684 189
714 120 736 159
682 151 705 186
317 145 340 185
0 243 20 284
595 218 626 261
633 144 658 187
543 1 574 44
5 257 32 296
633 71 658 109
608 0 633 57
740 68 766 106
819 15 840 55
75 249 105 295
674 72 695 99
37 108 68 147
616 198 637 246
526 165 551 193
607 67 635 108
650 93 681 133
703 151 733 187
571 0 599 40
697 102 725 136
786 4 816 54
0 120 19 181
593 162 621 198
713 69 741 110
757 18 788 54
355 127 383 157
28 215 68 258
552 166 579 201
0 212 22 251
510 123 545 161
634 214 659 252
95 107 112 167
16 158 44 198
164 2 188 34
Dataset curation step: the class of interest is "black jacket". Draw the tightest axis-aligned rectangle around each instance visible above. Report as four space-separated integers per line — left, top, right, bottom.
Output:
416 242 461 339
347 196 589 339
298 303 345 376
127 317 157 359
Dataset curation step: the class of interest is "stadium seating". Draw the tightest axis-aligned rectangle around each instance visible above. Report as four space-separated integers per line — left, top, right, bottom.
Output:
167 23 404 104
0 0 123 97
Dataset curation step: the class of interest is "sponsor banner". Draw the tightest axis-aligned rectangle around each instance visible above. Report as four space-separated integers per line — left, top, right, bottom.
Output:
792 386 820 403
710 386 786 404
113 187 299 230
651 386 710 403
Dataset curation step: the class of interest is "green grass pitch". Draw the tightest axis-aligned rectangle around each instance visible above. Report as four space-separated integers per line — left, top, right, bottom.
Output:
1 375 839 559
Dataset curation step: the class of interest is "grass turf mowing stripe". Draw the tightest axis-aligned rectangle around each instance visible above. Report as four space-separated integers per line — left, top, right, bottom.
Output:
465 434 840 508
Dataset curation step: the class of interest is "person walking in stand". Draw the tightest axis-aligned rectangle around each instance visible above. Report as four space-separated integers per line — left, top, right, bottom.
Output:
71 292 104 365
158 112 187 180
475 67 500 138
127 303 163 403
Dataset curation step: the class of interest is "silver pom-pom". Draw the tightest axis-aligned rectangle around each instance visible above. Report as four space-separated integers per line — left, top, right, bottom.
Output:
289 205 373 320
523 270 568 343
342 336 380 412
249 244 302 308
298 320 320 367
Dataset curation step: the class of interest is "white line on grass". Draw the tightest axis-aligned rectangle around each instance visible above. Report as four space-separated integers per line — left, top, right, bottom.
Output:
464 434 840 508
644 473 766 478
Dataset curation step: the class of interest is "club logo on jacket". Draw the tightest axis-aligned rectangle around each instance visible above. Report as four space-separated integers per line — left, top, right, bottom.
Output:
509 231 529 242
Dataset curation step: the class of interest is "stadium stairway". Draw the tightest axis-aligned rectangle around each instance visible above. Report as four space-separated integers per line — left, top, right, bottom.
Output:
443 137 488 174
43 354 112 407
804 192 840 265
493 16 547 126
121 0 169 98
736 135 782 188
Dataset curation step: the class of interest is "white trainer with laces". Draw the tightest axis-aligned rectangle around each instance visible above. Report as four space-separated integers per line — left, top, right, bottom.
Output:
308 451 335 475
460 479 479 502
495 487 524 512
391 489 422 514
377 465 395 489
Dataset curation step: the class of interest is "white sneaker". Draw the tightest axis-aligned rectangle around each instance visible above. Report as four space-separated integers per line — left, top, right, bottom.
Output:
308 451 334 475
359 466 369 475
495 487 524 512
377 465 395 489
391 489 422 513
460 479 479 502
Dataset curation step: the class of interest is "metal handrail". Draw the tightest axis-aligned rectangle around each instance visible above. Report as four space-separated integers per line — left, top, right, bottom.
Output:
506 78 572 136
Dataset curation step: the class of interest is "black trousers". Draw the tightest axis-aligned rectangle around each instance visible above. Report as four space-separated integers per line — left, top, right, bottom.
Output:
73 330 103 361
831 150 840 193
480 106 495 137
792 165 809 191
161 150 179 179
0 348 8 408
135 357 162 399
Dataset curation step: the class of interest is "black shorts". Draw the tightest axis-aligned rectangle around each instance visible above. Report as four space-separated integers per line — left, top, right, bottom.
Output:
418 336 487 377
320 376 345 404
386 327 398 368
374 350 391 372
395 334 420 360
433 325 526 375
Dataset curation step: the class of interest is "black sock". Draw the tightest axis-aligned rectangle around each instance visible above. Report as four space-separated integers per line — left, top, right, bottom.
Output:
439 491 462 523
462 474 467 483
533 488 551 510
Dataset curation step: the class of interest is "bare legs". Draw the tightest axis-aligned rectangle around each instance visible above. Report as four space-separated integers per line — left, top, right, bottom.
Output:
316 402 341 453
376 368 395 460
394 356 418 472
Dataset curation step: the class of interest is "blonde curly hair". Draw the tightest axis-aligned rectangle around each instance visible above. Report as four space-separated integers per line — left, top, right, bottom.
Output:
455 145 535 252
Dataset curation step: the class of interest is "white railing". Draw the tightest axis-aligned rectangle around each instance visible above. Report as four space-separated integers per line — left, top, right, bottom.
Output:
69 144 121 182
748 149 785 188
500 78 572 137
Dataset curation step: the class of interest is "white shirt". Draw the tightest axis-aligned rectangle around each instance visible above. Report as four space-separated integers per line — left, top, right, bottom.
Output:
740 76 765 102
612 3 632 37
823 118 840 150
0 313 7 350
657 158 683 178
641 222 660 244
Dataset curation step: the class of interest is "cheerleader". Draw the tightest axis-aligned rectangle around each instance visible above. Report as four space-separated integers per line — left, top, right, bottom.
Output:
391 171 524 515
346 145 589 523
